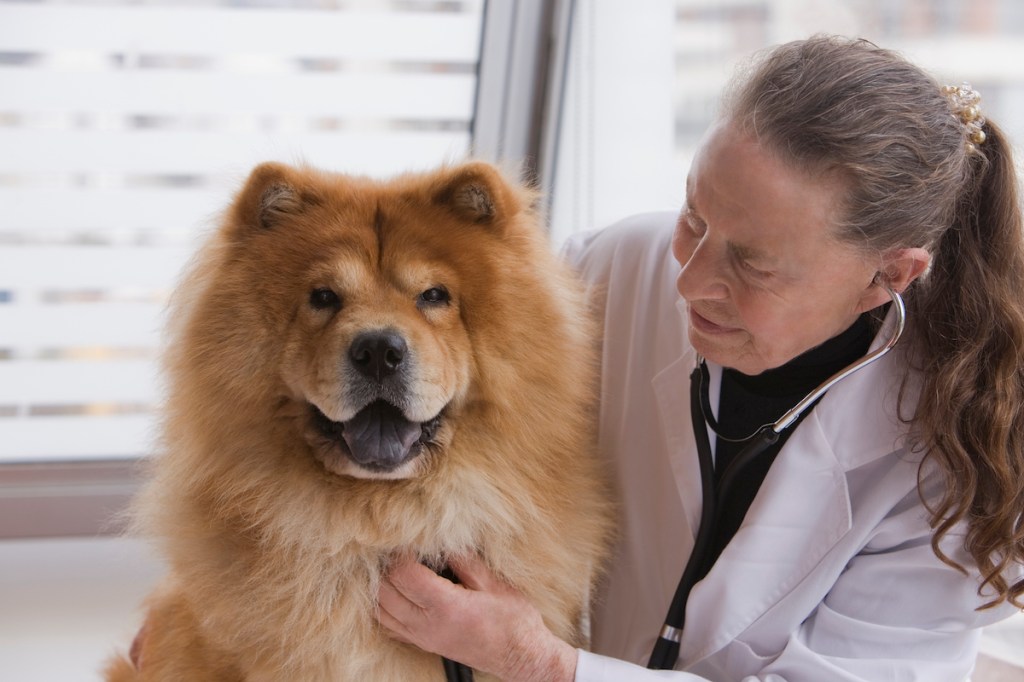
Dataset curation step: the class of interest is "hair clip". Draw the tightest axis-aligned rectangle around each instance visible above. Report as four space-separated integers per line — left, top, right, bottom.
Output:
941 83 986 150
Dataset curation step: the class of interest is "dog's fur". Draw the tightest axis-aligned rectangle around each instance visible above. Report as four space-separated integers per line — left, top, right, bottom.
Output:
104 161 612 681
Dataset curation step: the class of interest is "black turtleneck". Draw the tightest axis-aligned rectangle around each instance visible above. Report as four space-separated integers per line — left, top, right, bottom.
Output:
696 313 874 580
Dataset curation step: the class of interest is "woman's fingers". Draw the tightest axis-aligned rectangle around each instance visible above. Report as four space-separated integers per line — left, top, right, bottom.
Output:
377 575 418 641
385 559 442 607
376 553 576 681
448 552 495 591
378 558 467 649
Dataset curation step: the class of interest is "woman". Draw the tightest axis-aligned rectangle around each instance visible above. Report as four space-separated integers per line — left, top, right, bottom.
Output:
378 36 1024 680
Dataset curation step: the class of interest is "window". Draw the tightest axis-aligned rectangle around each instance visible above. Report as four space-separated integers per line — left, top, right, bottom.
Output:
551 0 1024 245
0 0 485 465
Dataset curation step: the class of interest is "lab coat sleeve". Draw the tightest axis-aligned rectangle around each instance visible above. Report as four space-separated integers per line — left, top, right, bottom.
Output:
575 651 708 681
573 651 803 681
573 652 871 682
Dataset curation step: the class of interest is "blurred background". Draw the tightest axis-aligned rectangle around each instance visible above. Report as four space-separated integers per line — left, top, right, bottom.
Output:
1 0 1022 678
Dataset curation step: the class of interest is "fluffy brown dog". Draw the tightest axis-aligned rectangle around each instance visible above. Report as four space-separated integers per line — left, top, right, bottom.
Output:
104 161 612 681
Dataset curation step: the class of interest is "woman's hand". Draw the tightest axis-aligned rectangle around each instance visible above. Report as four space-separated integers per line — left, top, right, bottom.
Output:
377 554 578 682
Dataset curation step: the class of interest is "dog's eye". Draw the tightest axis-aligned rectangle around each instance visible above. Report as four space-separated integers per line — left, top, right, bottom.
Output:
309 288 341 311
418 287 450 305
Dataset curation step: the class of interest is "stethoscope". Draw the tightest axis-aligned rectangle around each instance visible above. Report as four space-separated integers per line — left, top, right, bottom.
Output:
647 286 906 670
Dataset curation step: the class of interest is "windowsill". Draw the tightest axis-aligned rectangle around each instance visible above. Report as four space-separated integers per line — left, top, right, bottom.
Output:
0 536 163 681
0 459 141 538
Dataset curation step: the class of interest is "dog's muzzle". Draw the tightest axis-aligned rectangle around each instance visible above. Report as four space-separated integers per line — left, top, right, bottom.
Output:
307 329 445 473
310 400 442 472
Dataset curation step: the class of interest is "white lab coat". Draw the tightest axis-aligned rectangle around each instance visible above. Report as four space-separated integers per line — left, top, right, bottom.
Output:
563 213 1021 681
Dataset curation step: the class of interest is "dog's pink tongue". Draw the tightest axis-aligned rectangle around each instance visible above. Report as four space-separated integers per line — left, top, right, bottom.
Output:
343 401 421 469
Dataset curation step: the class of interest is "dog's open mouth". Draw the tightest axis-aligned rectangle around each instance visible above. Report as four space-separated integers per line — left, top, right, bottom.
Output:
309 400 442 473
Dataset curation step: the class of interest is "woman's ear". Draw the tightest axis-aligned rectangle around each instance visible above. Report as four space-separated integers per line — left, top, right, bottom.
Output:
879 247 932 293
856 247 931 313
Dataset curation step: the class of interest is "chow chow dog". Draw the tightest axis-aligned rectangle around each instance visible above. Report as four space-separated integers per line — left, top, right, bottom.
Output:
104 161 612 681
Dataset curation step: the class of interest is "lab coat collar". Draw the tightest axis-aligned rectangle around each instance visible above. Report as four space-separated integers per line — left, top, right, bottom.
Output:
815 305 913 471
650 305 912 665
651 346 701 547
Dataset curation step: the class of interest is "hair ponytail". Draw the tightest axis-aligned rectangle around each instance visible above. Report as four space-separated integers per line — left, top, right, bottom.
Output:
912 121 1024 608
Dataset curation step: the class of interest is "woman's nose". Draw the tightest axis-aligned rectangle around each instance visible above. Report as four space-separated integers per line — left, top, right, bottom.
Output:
676 239 729 302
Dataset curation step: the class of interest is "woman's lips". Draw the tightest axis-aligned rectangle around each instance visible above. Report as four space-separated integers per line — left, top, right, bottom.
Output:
688 307 740 334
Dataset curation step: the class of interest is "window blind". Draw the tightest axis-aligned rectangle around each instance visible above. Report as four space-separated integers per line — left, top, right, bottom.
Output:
0 0 484 462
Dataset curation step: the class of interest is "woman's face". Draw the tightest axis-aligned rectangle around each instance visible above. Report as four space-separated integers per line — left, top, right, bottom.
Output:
673 121 881 375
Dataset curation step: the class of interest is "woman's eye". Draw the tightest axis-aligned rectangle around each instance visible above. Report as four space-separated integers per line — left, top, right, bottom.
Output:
682 210 707 237
739 259 771 279
418 287 450 305
309 287 341 310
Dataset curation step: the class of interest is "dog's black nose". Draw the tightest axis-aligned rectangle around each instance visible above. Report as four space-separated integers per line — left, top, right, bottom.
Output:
350 331 407 380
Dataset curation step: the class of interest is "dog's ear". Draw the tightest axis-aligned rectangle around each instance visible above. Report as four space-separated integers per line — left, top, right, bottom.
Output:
433 162 521 227
233 162 317 231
